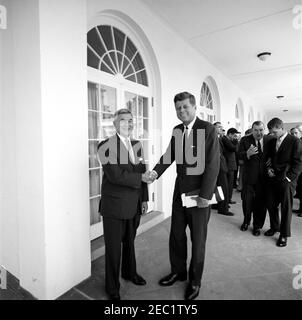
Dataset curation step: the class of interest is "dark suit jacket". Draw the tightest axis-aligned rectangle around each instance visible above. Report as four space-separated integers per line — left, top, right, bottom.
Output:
219 138 228 173
153 117 220 200
238 134 273 185
265 133 302 184
221 136 238 171
97 134 148 220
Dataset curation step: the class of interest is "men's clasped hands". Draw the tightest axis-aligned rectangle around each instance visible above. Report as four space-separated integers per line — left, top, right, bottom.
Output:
141 170 158 184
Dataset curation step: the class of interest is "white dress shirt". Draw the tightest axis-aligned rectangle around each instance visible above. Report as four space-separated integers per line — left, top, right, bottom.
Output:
117 133 135 163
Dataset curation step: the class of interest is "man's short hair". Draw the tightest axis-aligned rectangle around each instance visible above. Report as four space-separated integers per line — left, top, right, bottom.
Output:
213 122 221 126
252 121 264 128
245 128 252 135
113 108 132 121
174 92 196 106
295 124 302 132
267 118 283 130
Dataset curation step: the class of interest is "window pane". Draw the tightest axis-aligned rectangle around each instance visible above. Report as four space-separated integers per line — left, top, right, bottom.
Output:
113 27 125 53
88 111 99 139
90 197 101 225
125 37 137 61
137 118 144 139
124 63 135 78
98 25 114 51
89 169 101 197
87 47 100 69
136 70 148 86
88 82 99 110
143 97 148 118
102 54 115 73
100 62 114 74
100 85 116 139
100 85 116 113
125 74 136 83
143 118 149 139
87 28 106 59
142 141 149 162
125 92 137 115
89 141 100 168
132 52 145 72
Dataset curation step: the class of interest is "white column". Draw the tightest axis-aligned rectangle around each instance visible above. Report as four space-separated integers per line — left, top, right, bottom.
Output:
38 0 91 299
11 0 90 299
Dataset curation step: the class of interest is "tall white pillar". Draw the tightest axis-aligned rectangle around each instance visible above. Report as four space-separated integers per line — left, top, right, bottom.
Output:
12 0 90 299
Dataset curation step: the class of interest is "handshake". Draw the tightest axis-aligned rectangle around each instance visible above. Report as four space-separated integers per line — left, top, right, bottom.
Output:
142 170 158 184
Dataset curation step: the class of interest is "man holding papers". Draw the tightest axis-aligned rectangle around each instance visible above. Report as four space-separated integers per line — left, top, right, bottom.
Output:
148 92 220 300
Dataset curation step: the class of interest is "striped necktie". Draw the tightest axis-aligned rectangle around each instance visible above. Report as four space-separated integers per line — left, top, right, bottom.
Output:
125 138 135 164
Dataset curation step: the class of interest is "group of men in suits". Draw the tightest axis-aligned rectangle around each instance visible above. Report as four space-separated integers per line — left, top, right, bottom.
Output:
97 92 220 301
238 119 302 247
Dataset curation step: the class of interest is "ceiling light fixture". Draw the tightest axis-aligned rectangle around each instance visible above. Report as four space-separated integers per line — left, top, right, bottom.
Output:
257 52 271 61
276 95 284 99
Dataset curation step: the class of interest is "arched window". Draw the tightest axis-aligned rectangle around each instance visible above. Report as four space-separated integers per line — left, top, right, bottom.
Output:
87 24 154 240
235 99 244 132
87 25 148 86
199 82 215 123
248 107 254 129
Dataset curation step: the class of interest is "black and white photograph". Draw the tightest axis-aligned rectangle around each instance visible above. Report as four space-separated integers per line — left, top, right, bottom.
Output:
1 0 302 305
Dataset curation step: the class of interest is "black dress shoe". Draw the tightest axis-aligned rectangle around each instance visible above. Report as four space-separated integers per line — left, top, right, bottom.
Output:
293 209 302 214
229 200 236 204
264 229 279 236
240 223 248 231
159 273 187 286
252 229 261 236
276 236 287 247
185 284 200 300
109 294 121 300
123 274 146 286
218 211 234 216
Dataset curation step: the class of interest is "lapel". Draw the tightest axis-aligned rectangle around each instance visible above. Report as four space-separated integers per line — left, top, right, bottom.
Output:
116 134 133 166
131 140 141 164
276 133 290 155
184 118 198 154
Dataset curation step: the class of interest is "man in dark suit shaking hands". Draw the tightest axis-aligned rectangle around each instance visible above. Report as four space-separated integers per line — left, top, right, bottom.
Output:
148 92 220 300
97 109 150 300
265 118 302 247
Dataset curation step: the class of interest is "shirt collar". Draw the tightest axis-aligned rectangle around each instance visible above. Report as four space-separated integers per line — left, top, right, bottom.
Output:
278 131 288 143
255 137 263 145
184 116 197 130
117 132 131 145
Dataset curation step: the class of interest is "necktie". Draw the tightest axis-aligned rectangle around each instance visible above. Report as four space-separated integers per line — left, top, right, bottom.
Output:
182 126 188 154
125 138 135 164
257 140 262 155
276 139 281 152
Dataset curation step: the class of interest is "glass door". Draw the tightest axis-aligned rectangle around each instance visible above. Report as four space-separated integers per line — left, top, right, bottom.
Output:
88 82 117 241
125 91 154 211
88 75 155 240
